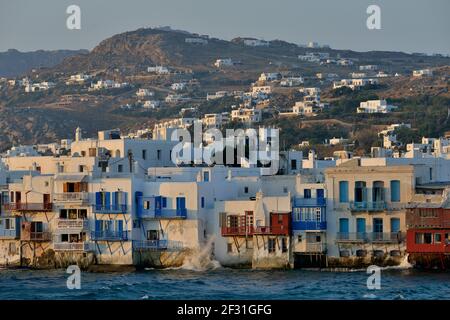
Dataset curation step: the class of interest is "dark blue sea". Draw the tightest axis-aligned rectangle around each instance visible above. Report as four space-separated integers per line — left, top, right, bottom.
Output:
0 267 449 300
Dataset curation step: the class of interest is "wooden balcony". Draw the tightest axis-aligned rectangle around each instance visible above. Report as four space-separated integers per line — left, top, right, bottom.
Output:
221 226 254 237
53 242 94 252
3 203 53 212
253 225 290 236
21 231 52 242
56 219 89 230
53 192 89 203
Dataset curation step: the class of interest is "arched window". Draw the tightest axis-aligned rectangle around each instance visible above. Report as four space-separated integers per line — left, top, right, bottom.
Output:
115 150 121 158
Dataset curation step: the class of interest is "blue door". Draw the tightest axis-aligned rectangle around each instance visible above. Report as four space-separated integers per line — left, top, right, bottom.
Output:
391 218 400 233
356 218 366 233
176 197 186 217
339 218 349 233
317 189 324 199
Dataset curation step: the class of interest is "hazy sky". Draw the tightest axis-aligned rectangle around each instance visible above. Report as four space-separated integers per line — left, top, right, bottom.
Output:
0 0 449 54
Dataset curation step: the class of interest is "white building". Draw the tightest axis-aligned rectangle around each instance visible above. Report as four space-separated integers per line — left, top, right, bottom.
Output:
231 107 262 124
214 58 233 68
357 99 398 114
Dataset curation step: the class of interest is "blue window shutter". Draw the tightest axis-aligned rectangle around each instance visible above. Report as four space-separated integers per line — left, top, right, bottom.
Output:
317 189 324 199
155 196 161 210
339 181 349 203
95 220 102 232
117 220 123 233
390 180 400 202
391 218 400 233
123 192 128 206
339 218 349 233
112 192 117 210
162 197 167 208
95 192 101 206
105 192 111 210
356 218 366 233
135 191 143 217
201 197 205 208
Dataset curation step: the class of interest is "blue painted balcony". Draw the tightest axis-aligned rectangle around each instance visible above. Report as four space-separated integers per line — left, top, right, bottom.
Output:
294 198 326 207
91 230 129 241
349 201 386 212
292 221 327 231
155 208 187 219
92 204 128 214
132 240 183 251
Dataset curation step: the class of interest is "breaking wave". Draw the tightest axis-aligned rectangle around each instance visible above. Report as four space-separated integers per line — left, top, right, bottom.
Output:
177 236 222 271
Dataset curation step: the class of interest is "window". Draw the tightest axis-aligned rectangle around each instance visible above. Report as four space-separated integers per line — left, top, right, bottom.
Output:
79 165 84 173
315 235 321 242
373 218 383 233
162 197 167 208
118 164 123 173
157 150 161 160
354 181 366 203
304 189 311 199
372 181 385 202
227 243 233 253
435 233 442 244
390 180 400 202
339 181 349 203
297 235 303 243
429 168 433 180
291 159 297 170
147 230 159 241
356 218 366 233
424 233 432 244
283 187 288 193
142 150 147 160
89 148 96 157
201 197 205 208
203 171 210 182
244 187 249 194
144 201 150 210
268 239 276 253
281 238 288 253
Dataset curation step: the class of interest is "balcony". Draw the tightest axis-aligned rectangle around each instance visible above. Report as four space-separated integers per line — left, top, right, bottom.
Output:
349 201 386 212
53 192 89 203
53 242 94 252
21 231 52 242
132 240 183 251
155 208 187 219
253 225 290 236
336 232 404 244
3 203 53 212
292 221 327 231
0 228 20 239
294 198 326 207
336 232 367 243
90 230 129 241
56 219 89 230
92 204 128 214
221 226 255 237
305 243 327 253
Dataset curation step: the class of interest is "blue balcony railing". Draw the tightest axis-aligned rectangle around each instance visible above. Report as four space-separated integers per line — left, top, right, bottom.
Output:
292 221 327 231
132 240 183 251
154 208 187 219
349 201 386 212
336 232 403 243
91 230 129 241
294 198 326 207
92 204 128 214
0 228 20 239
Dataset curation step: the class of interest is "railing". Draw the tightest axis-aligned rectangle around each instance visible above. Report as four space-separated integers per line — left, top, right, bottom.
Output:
253 225 290 235
0 229 20 239
336 232 404 243
305 243 327 253
292 221 327 231
349 201 386 212
54 192 89 202
90 230 129 241
53 242 94 252
336 232 368 242
154 208 187 219
132 240 183 251
221 226 255 236
92 204 128 214
294 198 326 207
22 231 52 241
2 203 53 211
56 219 89 229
